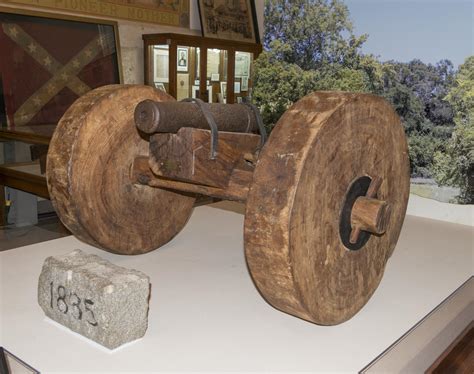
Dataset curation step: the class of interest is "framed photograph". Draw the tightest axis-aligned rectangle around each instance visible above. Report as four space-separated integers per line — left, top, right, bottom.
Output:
0 9 121 129
235 52 251 77
177 47 188 72
207 49 220 77
211 73 220 82
220 82 227 99
198 0 260 43
154 82 166 92
241 76 249 91
234 82 241 94
154 46 169 83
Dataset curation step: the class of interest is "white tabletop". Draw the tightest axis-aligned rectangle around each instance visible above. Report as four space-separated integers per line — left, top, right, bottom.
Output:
0 203 472 373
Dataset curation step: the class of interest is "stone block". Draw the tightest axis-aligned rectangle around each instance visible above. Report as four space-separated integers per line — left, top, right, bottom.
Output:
38 249 150 349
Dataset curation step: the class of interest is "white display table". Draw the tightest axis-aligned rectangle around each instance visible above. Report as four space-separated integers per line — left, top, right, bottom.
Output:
0 203 472 372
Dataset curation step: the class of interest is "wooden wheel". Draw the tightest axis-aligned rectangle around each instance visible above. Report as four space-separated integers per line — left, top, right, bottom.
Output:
47 85 195 255
244 92 410 325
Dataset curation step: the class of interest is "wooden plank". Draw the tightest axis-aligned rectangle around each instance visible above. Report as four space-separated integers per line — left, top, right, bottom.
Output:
0 165 49 199
132 156 252 202
149 128 260 188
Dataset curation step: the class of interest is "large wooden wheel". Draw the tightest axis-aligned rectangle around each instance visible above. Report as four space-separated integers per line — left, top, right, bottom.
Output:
47 85 195 255
244 92 410 325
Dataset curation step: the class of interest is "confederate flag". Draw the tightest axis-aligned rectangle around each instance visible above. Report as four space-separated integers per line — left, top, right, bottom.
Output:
0 11 120 128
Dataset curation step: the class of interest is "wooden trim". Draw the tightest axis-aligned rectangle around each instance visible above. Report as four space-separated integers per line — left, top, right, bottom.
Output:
143 33 262 54
0 129 51 145
200 47 208 101
0 165 49 199
227 48 236 104
0 184 5 227
169 41 178 99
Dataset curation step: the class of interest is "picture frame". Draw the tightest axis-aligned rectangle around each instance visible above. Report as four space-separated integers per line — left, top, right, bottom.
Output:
241 76 249 91
234 82 241 94
220 82 227 99
177 73 189 101
207 49 220 77
211 73 220 82
235 52 251 78
177 47 188 72
154 46 169 83
197 0 260 43
0 8 122 128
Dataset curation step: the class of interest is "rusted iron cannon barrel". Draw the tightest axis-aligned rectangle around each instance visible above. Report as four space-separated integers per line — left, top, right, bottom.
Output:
134 100 259 134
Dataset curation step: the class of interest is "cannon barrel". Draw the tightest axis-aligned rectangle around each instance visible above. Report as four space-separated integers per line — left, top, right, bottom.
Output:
134 100 259 134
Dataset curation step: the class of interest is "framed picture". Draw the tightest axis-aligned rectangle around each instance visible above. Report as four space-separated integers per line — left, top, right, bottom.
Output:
235 52 251 77
241 76 249 91
0 8 121 128
154 82 166 92
177 47 188 72
207 49 220 77
154 46 169 83
211 73 220 82
220 82 227 99
197 0 260 43
234 82 241 94
177 73 189 101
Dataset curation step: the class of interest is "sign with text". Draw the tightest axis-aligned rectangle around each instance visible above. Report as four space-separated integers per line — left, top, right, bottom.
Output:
4 0 190 27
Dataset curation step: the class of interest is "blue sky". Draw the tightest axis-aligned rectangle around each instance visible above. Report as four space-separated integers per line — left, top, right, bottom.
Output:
344 0 473 67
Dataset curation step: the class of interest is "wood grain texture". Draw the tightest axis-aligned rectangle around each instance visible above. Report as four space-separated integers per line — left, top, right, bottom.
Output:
149 128 260 188
46 85 195 255
244 91 410 325
132 156 252 202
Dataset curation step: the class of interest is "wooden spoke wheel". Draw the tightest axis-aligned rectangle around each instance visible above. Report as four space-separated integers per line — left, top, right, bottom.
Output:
244 92 410 325
47 85 195 255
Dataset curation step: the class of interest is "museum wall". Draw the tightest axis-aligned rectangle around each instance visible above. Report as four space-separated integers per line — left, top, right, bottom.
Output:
0 1 265 84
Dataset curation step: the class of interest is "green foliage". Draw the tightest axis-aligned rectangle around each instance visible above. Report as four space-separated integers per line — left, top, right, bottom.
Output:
254 0 468 198
433 57 474 203
263 0 367 70
254 0 375 128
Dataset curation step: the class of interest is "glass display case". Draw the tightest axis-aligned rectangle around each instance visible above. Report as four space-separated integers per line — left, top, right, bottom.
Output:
143 33 261 104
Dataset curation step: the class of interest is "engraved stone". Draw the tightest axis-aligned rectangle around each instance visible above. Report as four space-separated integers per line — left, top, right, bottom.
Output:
37 249 150 349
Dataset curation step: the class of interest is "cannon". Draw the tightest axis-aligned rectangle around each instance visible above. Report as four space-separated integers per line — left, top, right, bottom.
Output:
46 85 410 325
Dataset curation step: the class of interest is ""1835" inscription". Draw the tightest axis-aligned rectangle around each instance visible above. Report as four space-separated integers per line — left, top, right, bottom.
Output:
49 281 98 327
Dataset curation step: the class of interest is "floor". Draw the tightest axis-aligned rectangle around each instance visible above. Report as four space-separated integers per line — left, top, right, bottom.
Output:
0 214 70 252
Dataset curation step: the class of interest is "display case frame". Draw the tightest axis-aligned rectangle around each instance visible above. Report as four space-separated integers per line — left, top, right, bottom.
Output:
143 33 262 104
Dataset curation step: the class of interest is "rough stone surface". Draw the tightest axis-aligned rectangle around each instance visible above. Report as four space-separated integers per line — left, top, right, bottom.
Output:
38 249 150 349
